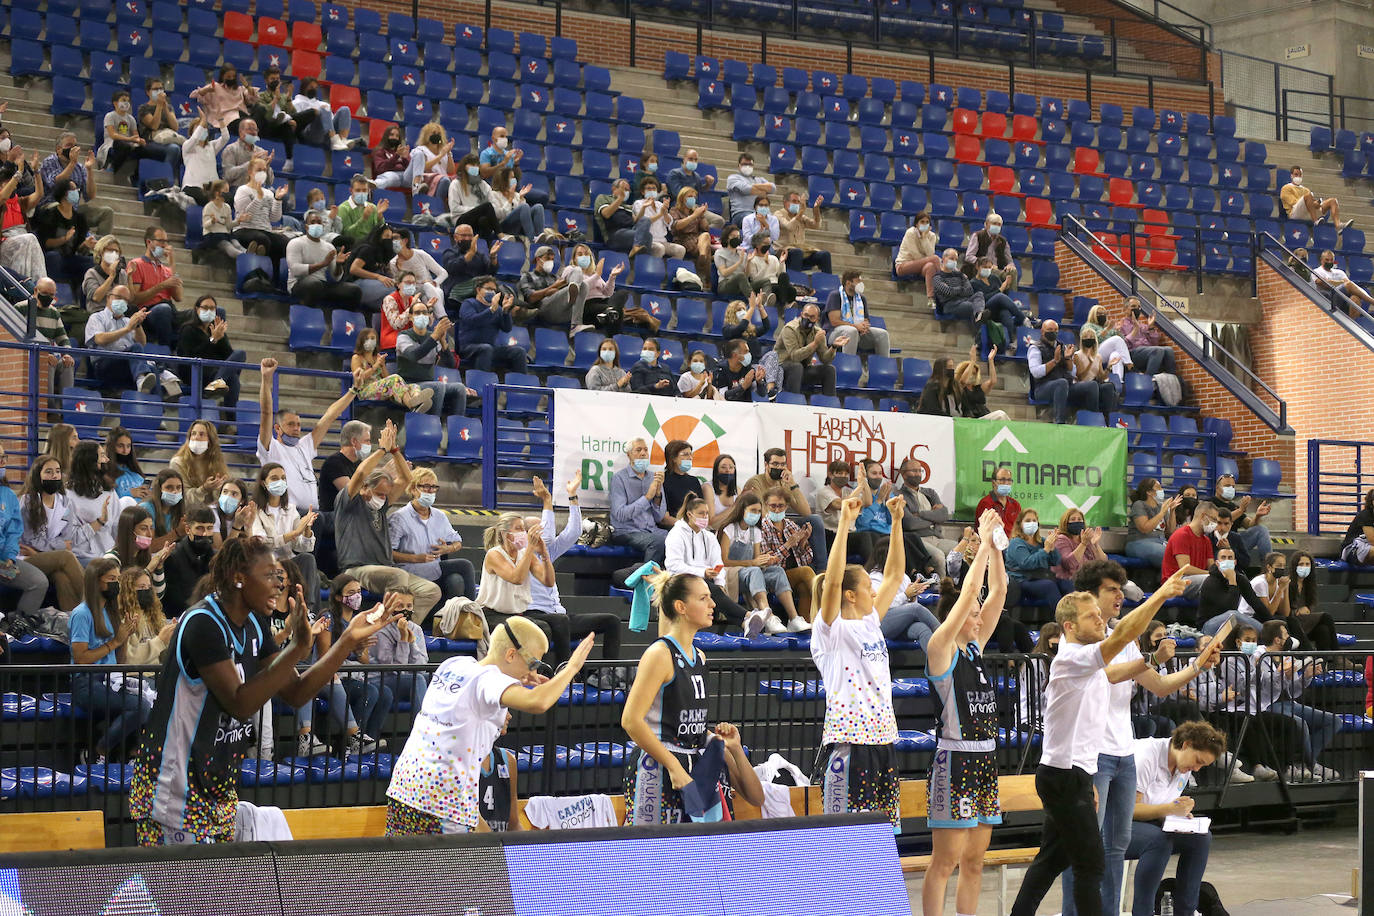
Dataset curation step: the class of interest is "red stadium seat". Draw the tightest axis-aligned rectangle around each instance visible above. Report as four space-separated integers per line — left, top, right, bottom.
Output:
290 49 322 80
223 10 254 42
291 21 322 50
257 16 288 47
979 111 1007 140
1142 208 1173 236
1073 146 1100 175
329 83 361 116
954 134 983 164
1108 177 1140 208
952 108 978 135
1012 114 1041 144
1025 197 1057 228
367 118 395 147
988 165 1018 196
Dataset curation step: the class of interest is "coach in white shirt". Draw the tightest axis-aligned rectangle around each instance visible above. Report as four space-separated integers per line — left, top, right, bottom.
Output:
1061 561 1223 916
1009 567 1189 916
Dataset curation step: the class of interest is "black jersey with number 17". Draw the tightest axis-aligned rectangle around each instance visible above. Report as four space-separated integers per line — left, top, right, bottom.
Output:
644 635 709 751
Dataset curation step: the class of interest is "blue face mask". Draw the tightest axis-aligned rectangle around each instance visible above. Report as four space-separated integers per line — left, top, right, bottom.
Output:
743 510 761 526
351 191 367 206
311 198 327 210
995 483 1012 497
1021 520 1039 536
1217 559 1236 573
740 351 752 367
632 457 650 474
161 490 182 506
599 348 616 363
417 491 436 508
1296 565 1311 578
266 478 289 497
988 224 1001 236
218 493 239 515
279 434 300 447
756 206 769 217
576 254 591 269
787 203 800 214
243 133 258 146
65 188 81 206
646 162 658 173
690 360 705 374
110 299 128 317
466 165 480 178
684 160 698 172
678 458 693 473
1240 641 1260 656
684 196 696 208
767 510 786 523
640 350 657 364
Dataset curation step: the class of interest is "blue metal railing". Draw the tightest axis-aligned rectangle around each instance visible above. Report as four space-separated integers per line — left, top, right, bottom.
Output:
482 383 556 509
1059 215 1292 435
1255 233 1374 357
1306 439 1374 534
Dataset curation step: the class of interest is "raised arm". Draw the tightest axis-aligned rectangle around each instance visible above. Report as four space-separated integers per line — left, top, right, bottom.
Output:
978 531 1009 650
819 496 862 626
257 358 276 450
872 496 908 619
928 510 998 669
309 384 359 449
501 634 595 713
1100 569 1188 664
346 421 395 497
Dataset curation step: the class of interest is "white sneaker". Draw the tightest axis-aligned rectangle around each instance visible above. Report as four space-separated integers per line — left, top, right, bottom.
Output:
346 733 378 756
1340 218 1355 231
1251 763 1279 781
763 614 786 635
137 372 157 393
297 733 328 757
283 158 294 172
787 616 811 632
1312 764 1341 781
1227 764 1254 784
159 370 182 399
1284 764 1314 783
204 378 229 394
742 608 768 638
330 135 351 150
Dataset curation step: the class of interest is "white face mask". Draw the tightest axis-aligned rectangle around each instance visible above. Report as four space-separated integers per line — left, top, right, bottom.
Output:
367 495 386 511
1291 175 1302 186
917 222 929 232
495 136 508 149
253 171 268 185
540 259 554 273
1203 521 1218 534
854 281 865 297
187 439 208 455
944 259 958 271
739 164 754 177
1022 521 1039 536
103 250 120 265
363 337 377 352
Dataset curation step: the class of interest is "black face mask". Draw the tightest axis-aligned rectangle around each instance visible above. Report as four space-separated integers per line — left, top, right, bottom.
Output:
137 588 155 610
35 292 54 308
1043 331 1058 345
1323 261 1335 269
798 318 814 332
1066 521 1086 536
60 147 74 160
385 137 401 149
115 452 134 465
223 77 238 87
717 473 736 487
428 133 442 145
39 479 62 494
867 476 884 489
456 239 471 251
303 87 317 99
190 535 213 555
724 235 739 248
767 467 784 481
1082 338 1096 349
101 582 120 603
832 476 850 487
266 79 279 90
1131 308 1144 318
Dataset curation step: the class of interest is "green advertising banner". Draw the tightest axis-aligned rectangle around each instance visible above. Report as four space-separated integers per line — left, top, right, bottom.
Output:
953 419 1128 527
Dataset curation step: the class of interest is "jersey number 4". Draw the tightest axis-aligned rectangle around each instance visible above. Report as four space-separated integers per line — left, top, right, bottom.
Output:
484 786 495 809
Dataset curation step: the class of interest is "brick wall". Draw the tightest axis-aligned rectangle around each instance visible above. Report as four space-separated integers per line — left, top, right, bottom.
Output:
0 327 32 487
1051 0 1209 83
319 0 1219 117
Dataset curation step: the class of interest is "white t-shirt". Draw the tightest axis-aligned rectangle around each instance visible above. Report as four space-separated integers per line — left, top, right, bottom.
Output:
811 611 898 746
255 435 319 512
386 656 519 828
722 521 763 550
1238 573 1268 616
1132 737 1191 805
1039 639 1109 773
1314 263 1351 286
632 198 670 243
524 794 619 830
1101 637 1142 757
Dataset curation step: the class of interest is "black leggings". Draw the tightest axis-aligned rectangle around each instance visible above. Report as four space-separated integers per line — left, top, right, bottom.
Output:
706 581 748 626
232 228 287 261
488 609 623 667
1293 611 1338 651
454 202 500 240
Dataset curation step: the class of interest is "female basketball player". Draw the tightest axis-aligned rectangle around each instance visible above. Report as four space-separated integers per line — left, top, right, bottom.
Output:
621 571 763 824
922 508 1009 916
478 713 520 832
812 494 907 831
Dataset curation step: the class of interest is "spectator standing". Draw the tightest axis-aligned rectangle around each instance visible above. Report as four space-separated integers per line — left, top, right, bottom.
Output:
895 212 940 296
775 303 845 396
39 133 112 235
457 277 528 373
1279 165 1350 229
318 420 372 515
255 357 358 513
725 153 775 227
608 438 670 563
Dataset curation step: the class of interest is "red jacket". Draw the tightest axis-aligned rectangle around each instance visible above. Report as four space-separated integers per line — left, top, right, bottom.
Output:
976 492 1021 535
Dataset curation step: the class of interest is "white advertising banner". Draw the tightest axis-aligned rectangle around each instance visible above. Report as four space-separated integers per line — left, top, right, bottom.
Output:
754 402 958 510
552 389 761 509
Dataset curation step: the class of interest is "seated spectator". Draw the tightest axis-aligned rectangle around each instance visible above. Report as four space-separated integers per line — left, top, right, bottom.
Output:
1256 620 1343 780
629 337 675 396
586 337 631 392
976 468 1021 535
384 269 445 349
969 256 1034 350
105 426 149 501
739 194 780 258
518 245 581 328
1050 507 1110 587
176 295 246 410
741 447 828 566
477 125 526 188
634 153 660 198
19 278 76 399
1163 500 1216 597
97 89 163 182
369 585 431 721
678 349 719 399
669 188 713 278
107 505 168 598
292 76 355 151
200 180 247 258
714 225 750 300
491 166 548 241
1028 319 1100 424
660 439 704 522
741 230 796 308
161 506 216 617
1173 485 1199 527
864 535 937 645
190 65 254 134
894 458 953 577
1125 721 1226 916
776 191 830 274
256 357 358 513
390 466 476 602
125 227 181 347
1313 249 1374 310
815 459 855 537
706 454 739 523
629 176 682 259
825 270 891 357
665 494 751 631
559 243 631 334
457 276 527 373
231 165 289 261
954 343 1009 421
1279 165 1350 229
1208 472 1273 562
1072 327 1121 415
352 328 434 412
714 338 764 402
1203 547 1277 638
84 286 180 397
246 66 302 168
396 299 469 416
775 303 843 396
443 224 498 304
136 78 184 176
33 177 96 303
1125 478 1180 567
1082 302 1132 381
347 222 401 311
0 156 47 284
339 174 390 243
917 356 959 417
1281 550 1338 651
758 486 817 626
719 492 803 635
65 442 120 563
850 459 894 563
1286 246 1313 281
403 123 453 199
474 513 557 648
895 212 941 295
1118 297 1179 376
666 149 723 227
335 420 441 621
167 419 229 509
83 235 128 313
44 423 79 472
40 133 113 236
725 152 775 227
17 453 85 611
1342 487 1374 564
1209 508 1253 575
608 438 670 563
219 119 275 193
391 229 448 306
208 478 249 548
301 187 342 242
1006 509 1073 613
138 468 185 552
963 213 1017 290
68 557 153 761
372 124 413 190
287 209 361 309
931 248 982 325
116 562 175 669
447 155 501 239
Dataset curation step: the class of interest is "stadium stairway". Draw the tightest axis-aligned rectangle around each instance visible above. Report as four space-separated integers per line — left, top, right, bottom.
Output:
1268 141 1374 236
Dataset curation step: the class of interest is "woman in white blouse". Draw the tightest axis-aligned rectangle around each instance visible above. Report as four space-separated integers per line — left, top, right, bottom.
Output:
248 462 319 611
1125 720 1225 916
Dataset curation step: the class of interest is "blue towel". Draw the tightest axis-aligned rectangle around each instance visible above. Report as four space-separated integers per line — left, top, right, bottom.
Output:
623 561 660 633
681 737 727 822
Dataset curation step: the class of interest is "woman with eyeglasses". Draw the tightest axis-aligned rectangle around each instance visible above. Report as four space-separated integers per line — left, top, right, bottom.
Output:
385 617 595 835
389 466 476 602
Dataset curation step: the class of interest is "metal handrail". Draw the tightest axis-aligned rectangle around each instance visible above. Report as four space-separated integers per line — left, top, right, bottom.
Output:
1307 439 1374 533
1091 0 1210 49
1059 214 1291 434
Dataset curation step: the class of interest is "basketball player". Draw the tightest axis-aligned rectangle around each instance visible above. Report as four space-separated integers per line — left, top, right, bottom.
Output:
922 508 1009 916
621 572 763 824
1009 568 1190 916
478 713 520 832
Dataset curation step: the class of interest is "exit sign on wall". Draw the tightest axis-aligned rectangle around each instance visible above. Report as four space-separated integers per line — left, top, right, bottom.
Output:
1285 43 1311 60
1359 44 1374 60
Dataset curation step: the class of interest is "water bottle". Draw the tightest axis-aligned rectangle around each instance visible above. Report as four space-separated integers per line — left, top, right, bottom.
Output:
1161 891 1175 916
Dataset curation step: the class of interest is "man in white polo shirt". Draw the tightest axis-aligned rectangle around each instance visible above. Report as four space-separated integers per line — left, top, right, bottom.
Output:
1009 567 1188 916
1061 560 1224 916
256 357 360 512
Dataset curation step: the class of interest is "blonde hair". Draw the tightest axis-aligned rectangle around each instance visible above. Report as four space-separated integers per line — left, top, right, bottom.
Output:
483 512 524 549
1054 591 1096 628
407 466 438 498
172 420 228 491
485 615 548 661
91 234 122 263
116 565 166 635
955 359 979 387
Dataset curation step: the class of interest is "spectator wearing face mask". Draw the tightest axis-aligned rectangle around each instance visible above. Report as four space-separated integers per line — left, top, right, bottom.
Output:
585 337 630 392
175 295 245 409
383 269 443 350
1079 303 1132 382
39 132 113 236
669 187 713 279
231 164 289 261
0 156 47 284
665 494 751 631
714 338 764 402
518 245 582 327
442 224 498 303
1205 548 1281 638
292 77 356 150
976 467 1019 535
825 270 891 357
629 337 675 396
391 467 475 602
457 277 527 374
338 175 389 242
84 285 177 396
963 213 1017 289
954 344 1009 421
1163 501 1217 598
220 119 275 192
559 243 634 334
301 187 342 241
287 209 362 309
1279 166 1350 229
1071 327 1120 415
775 303 844 396
969 256 1035 350
741 448 828 567
714 225 751 300
200 180 247 259
1117 298 1179 376
167 117 230 210
1124 478 1181 568
490 165 549 242
18 278 76 397
739 195 781 259
396 299 469 417
678 348 719 400
191 65 255 133
33 177 96 304
849 459 895 563
162 507 218 617
608 437 671 563
1281 550 1338 650
1313 249 1374 311
1207 473 1273 562
666 149 723 226
1006 509 1073 613
775 191 830 274
629 177 682 259
136 78 185 176
98 90 162 181
390 229 448 306
372 124 412 190
932 248 983 325
895 212 941 296
1028 320 1100 424
917 357 960 417
352 328 434 412
725 153 775 227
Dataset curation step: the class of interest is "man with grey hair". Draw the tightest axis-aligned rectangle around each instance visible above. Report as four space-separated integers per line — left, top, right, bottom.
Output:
220 119 276 191
320 418 372 514
964 212 1017 289
608 437 670 564
931 247 982 324
257 357 358 512
894 457 954 576
516 244 583 327
39 132 112 235
336 420 441 622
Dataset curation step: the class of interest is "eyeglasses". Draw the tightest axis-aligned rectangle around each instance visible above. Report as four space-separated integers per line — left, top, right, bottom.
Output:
502 621 544 672
416 484 440 493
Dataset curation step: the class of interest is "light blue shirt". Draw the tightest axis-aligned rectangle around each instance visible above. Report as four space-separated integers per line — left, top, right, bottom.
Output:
388 501 460 581
84 307 136 352
739 211 781 249
528 505 582 614
609 465 663 535
68 601 115 665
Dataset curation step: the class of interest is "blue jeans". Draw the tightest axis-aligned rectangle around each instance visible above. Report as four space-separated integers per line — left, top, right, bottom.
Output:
93 345 154 390
499 202 545 238
1063 752 1137 916
383 671 429 713
1036 377 1103 423
611 527 668 565
296 680 356 731
1268 698 1342 765
1126 821 1211 916
1234 523 1272 560
1202 611 1262 637
879 601 940 646
440 557 477 600
1123 538 1166 567
71 672 153 757
421 380 467 416
140 302 177 348
341 675 393 738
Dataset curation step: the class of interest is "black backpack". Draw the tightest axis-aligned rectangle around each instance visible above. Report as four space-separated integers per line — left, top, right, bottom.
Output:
1155 878 1228 916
